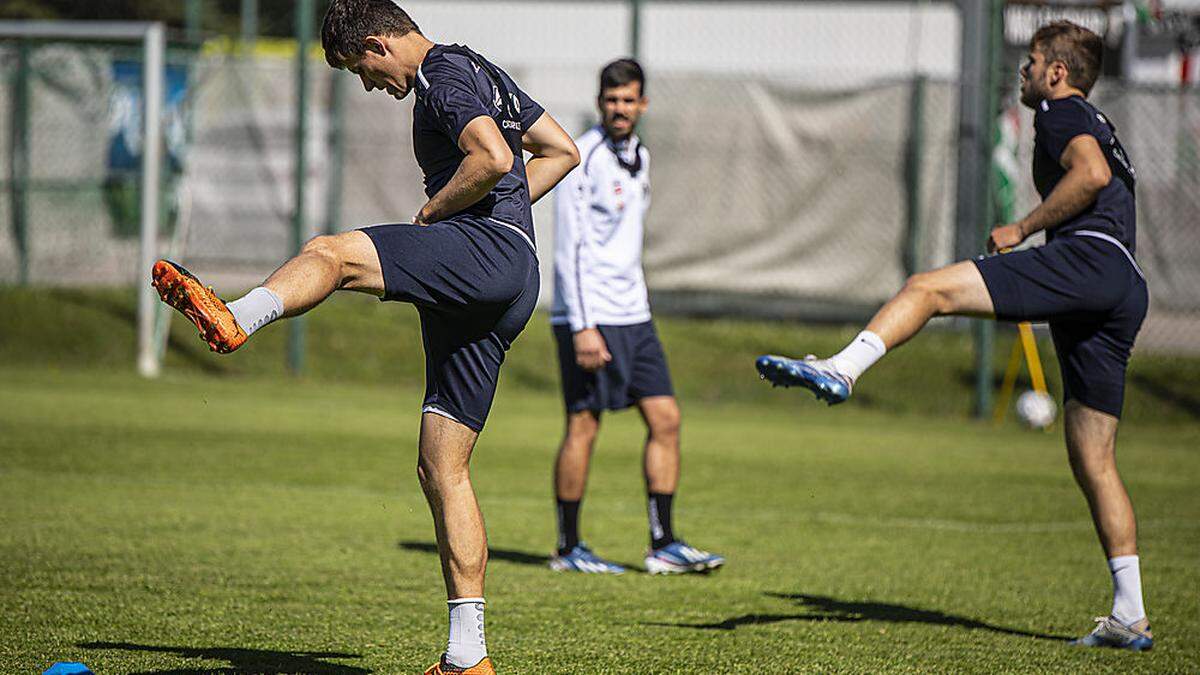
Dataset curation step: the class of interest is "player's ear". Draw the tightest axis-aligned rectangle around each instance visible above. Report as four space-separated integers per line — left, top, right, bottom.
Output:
363 36 387 57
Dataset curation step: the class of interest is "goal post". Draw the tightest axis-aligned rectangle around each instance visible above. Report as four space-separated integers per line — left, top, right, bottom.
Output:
0 21 166 377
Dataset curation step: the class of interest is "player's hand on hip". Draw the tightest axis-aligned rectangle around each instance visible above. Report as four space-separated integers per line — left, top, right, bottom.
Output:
574 328 611 372
987 223 1026 254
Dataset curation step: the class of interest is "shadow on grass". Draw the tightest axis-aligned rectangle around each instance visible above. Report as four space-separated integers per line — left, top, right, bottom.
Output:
1130 372 1200 420
645 592 1071 642
399 540 549 567
77 641 370 674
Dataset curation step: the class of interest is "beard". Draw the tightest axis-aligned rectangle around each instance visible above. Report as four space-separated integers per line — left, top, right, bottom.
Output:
1019 79 1044 108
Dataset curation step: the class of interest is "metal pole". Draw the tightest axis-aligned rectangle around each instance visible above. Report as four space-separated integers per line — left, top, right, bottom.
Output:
290 0 314 375
8 40 30 285
972 0 1004 418
138 23 166 377
630 0 642 60
185 0 203 44
241 0 258 52
324 73 346 236
903 74 926 276
954 0 995 417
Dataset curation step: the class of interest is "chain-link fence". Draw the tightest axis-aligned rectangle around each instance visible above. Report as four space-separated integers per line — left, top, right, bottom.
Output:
0 1 1196 356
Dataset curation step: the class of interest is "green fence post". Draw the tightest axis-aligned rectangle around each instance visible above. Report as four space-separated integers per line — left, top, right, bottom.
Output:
324 72 346 236
630 0 642 60
185 0 203 44
903 74 927 276
241 0 258 52
972 0 1005 418
290 0 314 375
8 40 31 285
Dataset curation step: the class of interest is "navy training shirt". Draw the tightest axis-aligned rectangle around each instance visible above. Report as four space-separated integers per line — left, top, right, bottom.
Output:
412 44 545 244
1032 95 1137 253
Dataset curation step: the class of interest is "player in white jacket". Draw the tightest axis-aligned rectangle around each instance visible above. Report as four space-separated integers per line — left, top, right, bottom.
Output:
548 59 724 575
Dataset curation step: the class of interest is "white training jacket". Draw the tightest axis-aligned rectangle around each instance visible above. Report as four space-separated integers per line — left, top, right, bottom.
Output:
551 126 652 332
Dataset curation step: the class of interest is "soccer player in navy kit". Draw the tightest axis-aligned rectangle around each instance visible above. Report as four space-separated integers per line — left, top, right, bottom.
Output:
149 1 579 672
548 60 724 576
757 22 1153 650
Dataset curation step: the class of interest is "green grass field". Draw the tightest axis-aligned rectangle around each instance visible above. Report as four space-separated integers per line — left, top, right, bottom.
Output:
2 288 1199 673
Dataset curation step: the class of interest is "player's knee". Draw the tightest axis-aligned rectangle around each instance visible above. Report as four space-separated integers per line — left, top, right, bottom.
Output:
301 235 343 269
903 271 954 314
648 410 681 442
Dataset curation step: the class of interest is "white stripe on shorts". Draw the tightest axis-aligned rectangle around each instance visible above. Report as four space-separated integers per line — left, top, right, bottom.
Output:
1073 230 1146 281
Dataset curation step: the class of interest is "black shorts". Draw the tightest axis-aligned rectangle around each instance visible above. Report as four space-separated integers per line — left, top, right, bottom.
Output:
973 231 1148 418
362 217 539 432
554 320 675 413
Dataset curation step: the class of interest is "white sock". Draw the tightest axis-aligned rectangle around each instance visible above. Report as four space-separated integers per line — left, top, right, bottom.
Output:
446 597 487 668
226 287 283 337
828 330 887 382
1109 555 1146 625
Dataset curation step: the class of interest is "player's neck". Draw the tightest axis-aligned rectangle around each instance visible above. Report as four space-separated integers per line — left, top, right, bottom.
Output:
1046 85 1086 102
386 33 435 82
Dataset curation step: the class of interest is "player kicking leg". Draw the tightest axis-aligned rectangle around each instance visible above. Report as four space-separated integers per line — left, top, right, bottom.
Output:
156 2 581 671
758 21 1152 650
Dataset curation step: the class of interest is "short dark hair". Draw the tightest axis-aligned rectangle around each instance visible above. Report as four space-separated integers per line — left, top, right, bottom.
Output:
1031 20 1103 94
321 0 421 68
599 58 645 96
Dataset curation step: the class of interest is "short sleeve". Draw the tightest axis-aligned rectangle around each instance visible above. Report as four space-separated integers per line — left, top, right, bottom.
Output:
1034 100 1095 165
424 70 492 143
515 85 545 130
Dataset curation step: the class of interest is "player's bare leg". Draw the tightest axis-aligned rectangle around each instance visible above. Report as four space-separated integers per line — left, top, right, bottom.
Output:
262 230 385 316
554 411 601 502
416 412 494 669
757 261 994 403
1063 401 1152 649
152 230 383 353
638 396 680 495
864 261 995 349
638 396 723 574
549 412 625 573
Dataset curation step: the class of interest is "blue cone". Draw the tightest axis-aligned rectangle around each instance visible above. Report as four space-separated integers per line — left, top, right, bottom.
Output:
43 663 94 675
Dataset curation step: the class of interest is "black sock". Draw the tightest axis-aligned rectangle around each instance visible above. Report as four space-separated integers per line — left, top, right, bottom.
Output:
556 499 581 556
648 492 676 550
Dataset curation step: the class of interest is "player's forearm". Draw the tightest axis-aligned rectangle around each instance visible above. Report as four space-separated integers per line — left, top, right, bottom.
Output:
526 154 578 204
417 153 509 224
1018 167 1106 237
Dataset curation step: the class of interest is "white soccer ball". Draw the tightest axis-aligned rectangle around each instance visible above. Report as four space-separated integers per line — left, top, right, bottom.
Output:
1016 390 1057 429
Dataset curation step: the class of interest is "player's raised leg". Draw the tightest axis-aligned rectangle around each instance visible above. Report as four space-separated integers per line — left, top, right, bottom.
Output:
417 412 496 672
756 260 994 404
549 410 626 574
151 230 383 353
1064 401 1153 651
639 396 724 574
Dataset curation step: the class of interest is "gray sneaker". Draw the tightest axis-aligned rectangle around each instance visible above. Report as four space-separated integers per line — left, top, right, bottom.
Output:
1071 616 1153 651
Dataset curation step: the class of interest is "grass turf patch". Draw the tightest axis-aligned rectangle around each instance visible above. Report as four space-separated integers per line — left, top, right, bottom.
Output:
2 286 1199 426
1 367 1198 672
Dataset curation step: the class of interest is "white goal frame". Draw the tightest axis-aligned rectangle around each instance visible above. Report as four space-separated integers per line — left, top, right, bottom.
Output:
0 21 166 377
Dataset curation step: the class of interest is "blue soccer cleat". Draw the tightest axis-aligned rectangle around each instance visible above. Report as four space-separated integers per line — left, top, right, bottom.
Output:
1071 616 1154 652
644 541 725 575
549 543 626 574
756 354 852 405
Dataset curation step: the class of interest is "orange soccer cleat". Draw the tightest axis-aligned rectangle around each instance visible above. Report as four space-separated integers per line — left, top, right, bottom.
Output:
151 259 247 354
424 656 496 675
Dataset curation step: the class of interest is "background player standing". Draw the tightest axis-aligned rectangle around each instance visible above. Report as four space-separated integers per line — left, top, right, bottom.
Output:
757 22 1152 651
548 59 724 576
150 1 580 672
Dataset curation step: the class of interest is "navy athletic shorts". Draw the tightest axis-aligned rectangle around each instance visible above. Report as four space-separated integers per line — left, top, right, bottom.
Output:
362 216 539 432
553 320 675 413
973 231 1148 418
